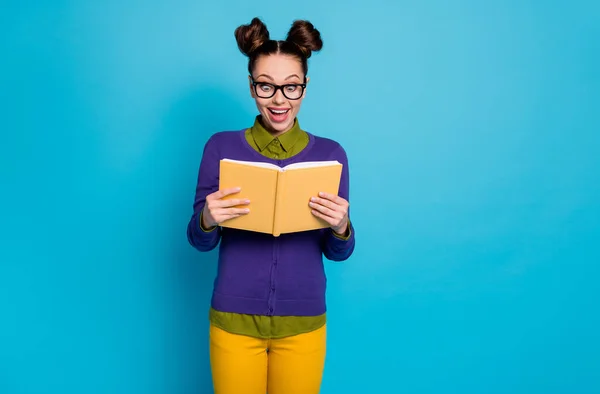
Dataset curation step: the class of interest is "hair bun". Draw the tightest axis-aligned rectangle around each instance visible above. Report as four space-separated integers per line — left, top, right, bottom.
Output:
285 20 323 58
234 17 270 56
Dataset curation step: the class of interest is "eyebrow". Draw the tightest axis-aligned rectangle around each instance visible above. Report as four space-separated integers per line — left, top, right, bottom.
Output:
254 74 302 81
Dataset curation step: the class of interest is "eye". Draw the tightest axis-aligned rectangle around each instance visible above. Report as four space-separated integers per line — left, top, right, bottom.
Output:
257 83 273 92
285 85 298 92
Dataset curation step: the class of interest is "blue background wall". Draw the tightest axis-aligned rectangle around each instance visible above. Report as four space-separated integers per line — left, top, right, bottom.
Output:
1 1 599 393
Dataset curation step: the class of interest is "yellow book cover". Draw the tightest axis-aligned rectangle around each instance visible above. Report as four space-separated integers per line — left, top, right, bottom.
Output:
218 158 343 236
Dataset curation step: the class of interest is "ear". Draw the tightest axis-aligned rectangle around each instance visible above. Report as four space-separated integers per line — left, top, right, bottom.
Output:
248 75 256 98
302 76 310 99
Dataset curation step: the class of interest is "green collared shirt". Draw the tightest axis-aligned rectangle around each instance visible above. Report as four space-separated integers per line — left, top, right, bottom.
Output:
209 116 329 339
244 114 310 159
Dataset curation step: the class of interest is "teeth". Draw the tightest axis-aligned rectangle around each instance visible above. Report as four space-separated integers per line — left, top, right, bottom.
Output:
271 109 288 114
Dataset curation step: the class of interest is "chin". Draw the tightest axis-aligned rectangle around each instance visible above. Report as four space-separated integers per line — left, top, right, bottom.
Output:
261 110 295 134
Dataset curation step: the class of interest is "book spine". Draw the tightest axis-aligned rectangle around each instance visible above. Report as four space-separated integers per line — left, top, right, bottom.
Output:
271 169 287 237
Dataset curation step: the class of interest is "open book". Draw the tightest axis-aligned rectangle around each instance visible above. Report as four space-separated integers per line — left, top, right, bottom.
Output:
218 158 343 236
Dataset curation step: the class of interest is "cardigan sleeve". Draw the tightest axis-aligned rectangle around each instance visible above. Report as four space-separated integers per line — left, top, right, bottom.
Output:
321 145 356 261
187 135 222 252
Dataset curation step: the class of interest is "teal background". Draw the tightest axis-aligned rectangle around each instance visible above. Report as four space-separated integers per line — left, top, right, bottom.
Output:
1 1 599 393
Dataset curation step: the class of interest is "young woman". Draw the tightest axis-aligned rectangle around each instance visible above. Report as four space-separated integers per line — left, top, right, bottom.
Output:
187 17 356 394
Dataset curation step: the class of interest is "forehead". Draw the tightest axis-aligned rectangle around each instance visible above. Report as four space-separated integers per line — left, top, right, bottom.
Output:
253 54 303 81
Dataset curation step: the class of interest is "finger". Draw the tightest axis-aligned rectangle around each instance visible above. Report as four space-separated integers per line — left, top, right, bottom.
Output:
309 200 340 219
214 207 250 217
218 211 250 223
210 187 242 200
310 196 340 212
214 198 251 208
311 209 336 226
226 207 251 215
317 192 346 205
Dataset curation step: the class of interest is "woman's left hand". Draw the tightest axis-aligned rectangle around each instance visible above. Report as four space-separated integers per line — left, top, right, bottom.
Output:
309 192 349 235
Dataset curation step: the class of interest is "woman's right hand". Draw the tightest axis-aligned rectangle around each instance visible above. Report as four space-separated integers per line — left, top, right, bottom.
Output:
202 187 250 229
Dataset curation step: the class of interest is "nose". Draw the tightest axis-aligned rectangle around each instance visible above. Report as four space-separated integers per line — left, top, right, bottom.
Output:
272 88 285 104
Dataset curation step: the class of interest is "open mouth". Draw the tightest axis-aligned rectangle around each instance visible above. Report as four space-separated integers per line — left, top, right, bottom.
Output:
268 108 290 115
267 108 291 122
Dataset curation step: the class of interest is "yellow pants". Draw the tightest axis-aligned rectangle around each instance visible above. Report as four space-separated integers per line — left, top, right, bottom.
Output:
209 323 327 394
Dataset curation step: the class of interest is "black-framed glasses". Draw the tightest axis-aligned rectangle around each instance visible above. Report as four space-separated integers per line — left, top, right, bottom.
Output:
251 78 306 100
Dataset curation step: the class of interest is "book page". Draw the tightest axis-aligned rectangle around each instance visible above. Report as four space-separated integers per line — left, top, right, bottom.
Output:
222 158 282 171
283 160 341 170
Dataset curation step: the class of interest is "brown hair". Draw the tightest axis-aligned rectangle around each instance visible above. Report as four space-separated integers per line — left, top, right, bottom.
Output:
234 17 323 77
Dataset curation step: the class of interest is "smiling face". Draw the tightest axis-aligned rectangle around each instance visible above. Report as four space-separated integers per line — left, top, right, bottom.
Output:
249 54 309 136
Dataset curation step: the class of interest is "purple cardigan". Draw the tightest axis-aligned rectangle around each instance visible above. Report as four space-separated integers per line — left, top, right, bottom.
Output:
186 129 355 316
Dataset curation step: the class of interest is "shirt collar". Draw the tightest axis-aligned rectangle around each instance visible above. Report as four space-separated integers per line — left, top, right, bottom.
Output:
250 115 303 152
